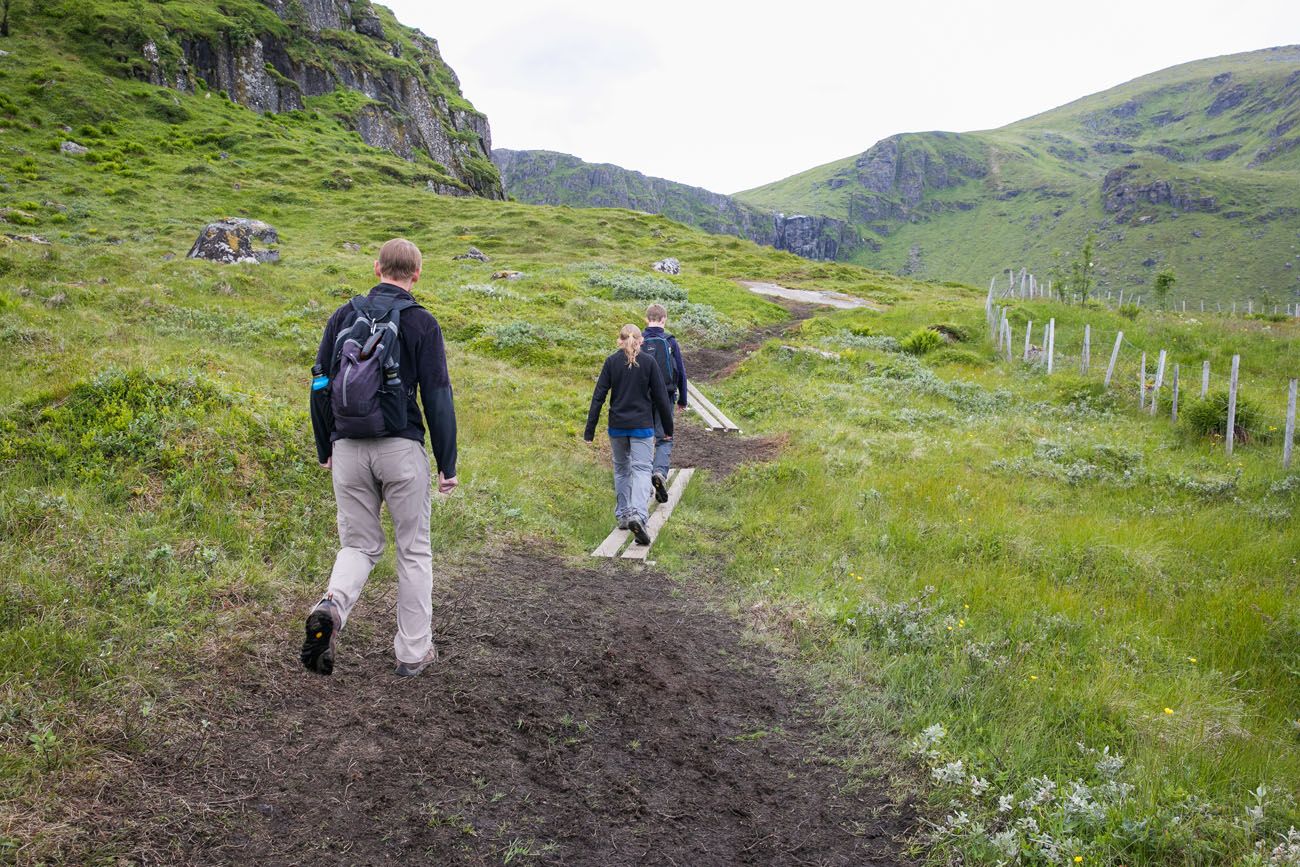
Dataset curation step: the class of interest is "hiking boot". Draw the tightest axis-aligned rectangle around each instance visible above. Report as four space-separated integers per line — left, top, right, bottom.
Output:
651 472 669 503
627 519 651 546
617 519 628 530
301 599 341 676
395 644 439 678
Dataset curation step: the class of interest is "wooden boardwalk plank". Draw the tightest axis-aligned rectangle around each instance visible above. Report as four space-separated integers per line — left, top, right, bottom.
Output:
689 399 724 430
622 468 694 560
591 470 678 558
686 382 740 432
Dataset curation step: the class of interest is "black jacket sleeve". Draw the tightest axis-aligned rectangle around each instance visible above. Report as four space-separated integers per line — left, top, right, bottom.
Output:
417 318 458 478
310 311 340 464
584 358 612 441
669 335 688 406
648 359 674 438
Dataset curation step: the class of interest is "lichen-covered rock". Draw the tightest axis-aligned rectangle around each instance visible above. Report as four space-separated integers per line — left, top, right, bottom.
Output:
60 141 89 155
491 270 523 281
652 258 681 275
187 218 281 264
453 247 489 262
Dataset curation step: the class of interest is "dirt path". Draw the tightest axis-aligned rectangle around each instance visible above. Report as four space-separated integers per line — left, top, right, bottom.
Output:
84 550 912 866
686 301 819 383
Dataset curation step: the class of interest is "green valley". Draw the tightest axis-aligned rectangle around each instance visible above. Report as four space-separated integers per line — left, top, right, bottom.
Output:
1 4 1299 865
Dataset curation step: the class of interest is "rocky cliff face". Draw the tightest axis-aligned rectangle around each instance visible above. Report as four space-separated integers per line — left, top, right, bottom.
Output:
136 0 500 198
1100 164 1219 221
493 149 864 261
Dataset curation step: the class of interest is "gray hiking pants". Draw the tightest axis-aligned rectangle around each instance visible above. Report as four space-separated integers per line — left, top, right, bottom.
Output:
611 435 654 525
323 436 433 665
652 399 674 479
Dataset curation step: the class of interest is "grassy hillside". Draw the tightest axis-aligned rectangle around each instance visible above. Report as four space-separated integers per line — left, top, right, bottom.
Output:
737 46 1300 305
3 20 1300 867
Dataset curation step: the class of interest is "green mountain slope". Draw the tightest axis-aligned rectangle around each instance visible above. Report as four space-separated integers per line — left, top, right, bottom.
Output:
493 147 864 260
2 10 1299 865
737 46 1300 304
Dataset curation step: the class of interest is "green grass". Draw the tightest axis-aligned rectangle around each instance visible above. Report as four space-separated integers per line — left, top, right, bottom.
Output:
2 18 1300 867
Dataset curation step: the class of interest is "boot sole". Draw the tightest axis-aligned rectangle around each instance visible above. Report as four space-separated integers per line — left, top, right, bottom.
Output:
628 520 651 546
301 609 336 675
651 474 669 503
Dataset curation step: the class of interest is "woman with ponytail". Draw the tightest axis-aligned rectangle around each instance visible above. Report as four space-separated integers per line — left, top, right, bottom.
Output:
584 323 675 545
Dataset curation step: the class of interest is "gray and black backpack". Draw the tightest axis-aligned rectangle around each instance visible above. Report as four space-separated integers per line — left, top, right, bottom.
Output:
329 295 418 439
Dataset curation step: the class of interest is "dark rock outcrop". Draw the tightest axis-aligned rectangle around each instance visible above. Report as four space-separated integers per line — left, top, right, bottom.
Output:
493 149 864 261
136 0 500 198
187 218 280 264
1100 166 1218 220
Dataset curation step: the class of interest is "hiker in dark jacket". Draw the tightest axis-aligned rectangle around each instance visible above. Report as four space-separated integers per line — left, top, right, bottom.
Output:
584 324 675 545
641 303 688 503
302 238 458 679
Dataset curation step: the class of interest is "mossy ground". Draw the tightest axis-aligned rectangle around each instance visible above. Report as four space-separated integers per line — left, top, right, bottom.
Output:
1 22 1300 866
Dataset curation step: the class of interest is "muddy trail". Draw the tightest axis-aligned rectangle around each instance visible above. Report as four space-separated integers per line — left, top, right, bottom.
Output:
86 551 913 866
683 301 819 383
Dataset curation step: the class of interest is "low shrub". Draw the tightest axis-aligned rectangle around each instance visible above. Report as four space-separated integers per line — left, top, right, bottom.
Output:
928 322 968 342
901 327 944 355
586 268 686 302
1182 390 1264 442
1118 303 1140 320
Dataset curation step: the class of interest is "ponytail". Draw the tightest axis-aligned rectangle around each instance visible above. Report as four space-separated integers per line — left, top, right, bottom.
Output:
617 324 642 367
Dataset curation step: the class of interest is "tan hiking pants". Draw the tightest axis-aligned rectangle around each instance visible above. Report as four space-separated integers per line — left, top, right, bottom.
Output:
325 436 433 665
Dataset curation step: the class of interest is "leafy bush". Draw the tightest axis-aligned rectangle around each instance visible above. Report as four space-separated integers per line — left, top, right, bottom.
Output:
586 268 686 302
901 327 944 355
665 301 734 342
1182 390 1264 442
1118 303 1140 320
928 322 968 342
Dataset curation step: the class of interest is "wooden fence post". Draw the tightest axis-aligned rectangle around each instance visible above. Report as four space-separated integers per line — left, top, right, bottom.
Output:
1140 352 1147 409
1201 360 1210 397
1104 331 1123 387
1081 324 1091 374
1046 318 1055 374
1151 350 1167 416
1005 321 1014 361
1285 378 1297 470
1024 321 1033 362
1171 364 1180 423
1201 300 1205 313
1226 354 1240 456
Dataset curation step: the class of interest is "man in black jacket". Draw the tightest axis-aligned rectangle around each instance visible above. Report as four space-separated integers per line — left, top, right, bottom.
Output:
302 239 458 678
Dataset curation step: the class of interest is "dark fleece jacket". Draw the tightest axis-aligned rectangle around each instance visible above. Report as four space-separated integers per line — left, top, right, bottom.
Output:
311 283 457 477
584 350 675 441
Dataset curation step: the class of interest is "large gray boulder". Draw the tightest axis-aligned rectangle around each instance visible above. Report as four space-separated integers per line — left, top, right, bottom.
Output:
652 257 681 275
187 218 280 264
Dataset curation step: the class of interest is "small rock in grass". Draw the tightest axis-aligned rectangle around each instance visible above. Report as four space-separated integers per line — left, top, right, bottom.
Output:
45 292 67 308
453 246 489 262
652 257 680 275
60 140 89 155
187 218 280 265
343 241 361 252
161 252 176 261
491 269 523 281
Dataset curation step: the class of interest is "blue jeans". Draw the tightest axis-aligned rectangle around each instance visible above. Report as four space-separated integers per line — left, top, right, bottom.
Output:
652 394 675 478
610 435 654 524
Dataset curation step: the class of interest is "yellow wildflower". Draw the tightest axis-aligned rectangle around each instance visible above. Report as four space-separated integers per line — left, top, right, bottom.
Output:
1164 707 1174 715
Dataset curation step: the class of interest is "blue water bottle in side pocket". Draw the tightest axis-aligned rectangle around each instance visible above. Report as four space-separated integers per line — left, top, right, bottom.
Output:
311 363 329 392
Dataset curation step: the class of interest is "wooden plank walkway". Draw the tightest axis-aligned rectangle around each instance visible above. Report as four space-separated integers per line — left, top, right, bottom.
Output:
590 468 694 559
686 382 740 432
622 468 694 560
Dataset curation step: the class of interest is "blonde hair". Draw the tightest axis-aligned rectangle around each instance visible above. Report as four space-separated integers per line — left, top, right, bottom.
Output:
646 303 667 324
377 238 422 281
618 324 642 367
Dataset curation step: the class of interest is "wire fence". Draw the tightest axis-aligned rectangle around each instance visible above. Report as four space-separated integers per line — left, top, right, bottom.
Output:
984 274 1299 469
989 267 1300 319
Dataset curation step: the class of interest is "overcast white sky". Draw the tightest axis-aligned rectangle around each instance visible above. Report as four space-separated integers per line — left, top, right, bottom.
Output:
386 0 1299 194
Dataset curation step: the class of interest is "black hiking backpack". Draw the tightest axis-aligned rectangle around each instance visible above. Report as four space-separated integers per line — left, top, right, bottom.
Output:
642 333 677 393
328 294 418 439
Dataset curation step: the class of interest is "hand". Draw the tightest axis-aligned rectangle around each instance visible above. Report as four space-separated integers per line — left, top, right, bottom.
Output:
321 456 332 470
583 435 595 444
663 435 672 441
438 473 459 495
676 404 686 415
